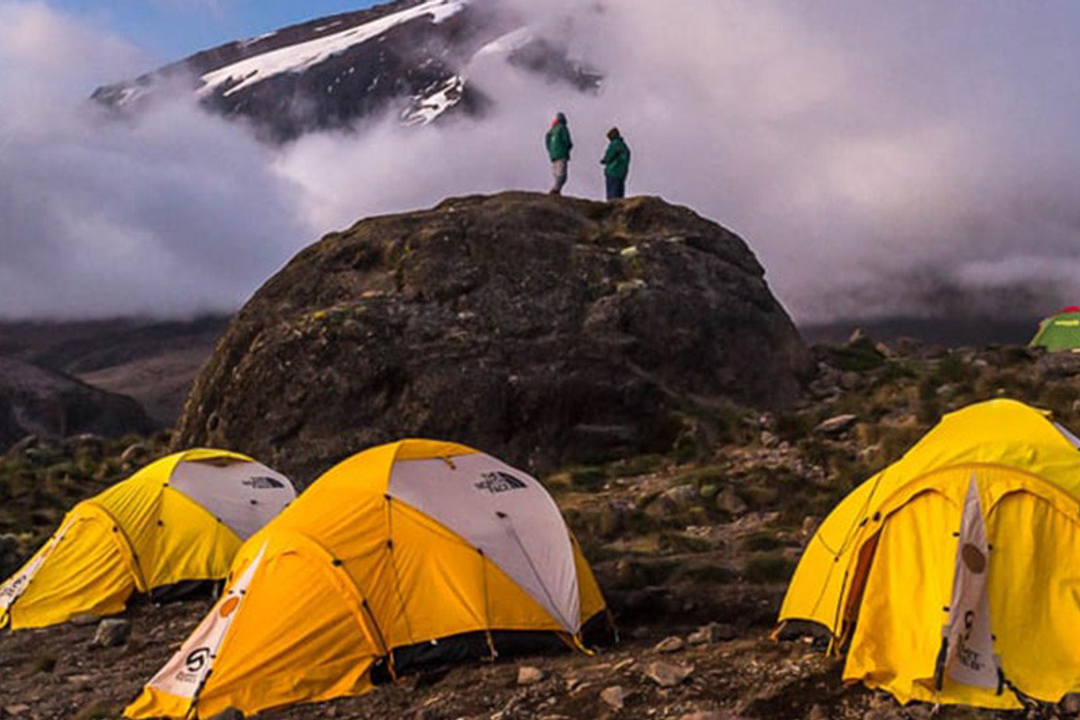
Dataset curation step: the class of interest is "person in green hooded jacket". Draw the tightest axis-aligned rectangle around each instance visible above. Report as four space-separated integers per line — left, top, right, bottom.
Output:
545 112 573 195
600 127 631 200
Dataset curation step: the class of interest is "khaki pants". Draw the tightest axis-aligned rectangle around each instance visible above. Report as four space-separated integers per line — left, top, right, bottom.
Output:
550 159 568 194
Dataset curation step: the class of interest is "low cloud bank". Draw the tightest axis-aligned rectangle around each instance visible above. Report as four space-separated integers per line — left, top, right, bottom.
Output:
4 0 1080 322
0 2 305 318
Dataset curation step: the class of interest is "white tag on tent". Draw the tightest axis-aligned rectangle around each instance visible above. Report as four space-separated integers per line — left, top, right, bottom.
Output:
0 516 75 619
145 544 266 701
944 477 998 689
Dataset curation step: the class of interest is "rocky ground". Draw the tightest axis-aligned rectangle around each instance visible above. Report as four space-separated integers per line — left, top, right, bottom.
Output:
2 332 1080 719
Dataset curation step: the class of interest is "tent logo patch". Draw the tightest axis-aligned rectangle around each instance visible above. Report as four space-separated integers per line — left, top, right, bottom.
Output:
475 472 528 494
243 476 286 490
961 543 986 574
185 647 211 674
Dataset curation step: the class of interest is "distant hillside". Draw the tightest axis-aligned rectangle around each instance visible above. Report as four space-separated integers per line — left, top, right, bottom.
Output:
0 316 227 426
802 316 1037 347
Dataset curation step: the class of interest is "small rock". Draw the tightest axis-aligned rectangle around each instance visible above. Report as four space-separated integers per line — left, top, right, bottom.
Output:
120 442 151 466
813 414 858 437
715 488 748 515
873 341 896 359
616 279 647 293
69 614 101 627
654 636 685 653
935 383 957 397
808 704 829 720
760 431 779 448
664 485 699 508
91 618 131 648
600 685 627 710
687 622 736 645
65 674 94 685
4 705 31 716
846 328 868 346
646 485 699 518
1062 693 1080 714
517 666 546 685
643 660 693 687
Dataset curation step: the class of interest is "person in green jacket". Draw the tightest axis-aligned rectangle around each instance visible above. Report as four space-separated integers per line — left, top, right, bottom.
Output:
600 127 631 200
545 112 573 195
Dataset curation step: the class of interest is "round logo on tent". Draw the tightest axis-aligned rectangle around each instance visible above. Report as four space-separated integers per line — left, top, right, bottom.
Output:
219 596 241 618
185 647 211 673
961 543 986 574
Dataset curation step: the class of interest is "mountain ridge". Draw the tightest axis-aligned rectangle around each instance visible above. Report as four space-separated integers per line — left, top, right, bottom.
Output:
92 0 601 142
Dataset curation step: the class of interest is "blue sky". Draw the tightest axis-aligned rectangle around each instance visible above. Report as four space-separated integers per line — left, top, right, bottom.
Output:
51 0 382 60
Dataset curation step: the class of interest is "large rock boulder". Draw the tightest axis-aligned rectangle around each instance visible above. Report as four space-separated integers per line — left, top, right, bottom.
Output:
0 357 157 451
176 193 812 483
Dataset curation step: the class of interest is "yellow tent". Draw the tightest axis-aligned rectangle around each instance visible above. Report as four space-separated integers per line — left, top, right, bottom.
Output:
0 449 296 631
779 399 1080 708
126 439 609 719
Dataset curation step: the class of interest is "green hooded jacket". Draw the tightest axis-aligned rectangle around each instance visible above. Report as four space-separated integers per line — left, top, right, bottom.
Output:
601 137 631 179
546 119 573 161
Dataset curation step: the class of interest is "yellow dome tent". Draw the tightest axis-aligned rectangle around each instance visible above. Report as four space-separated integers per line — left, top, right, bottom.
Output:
778 399 1080 709
126 439 609 719
0 448 296 631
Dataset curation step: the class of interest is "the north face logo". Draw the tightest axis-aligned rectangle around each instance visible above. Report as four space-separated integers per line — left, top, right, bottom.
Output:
0 577 25 603
474 472 528 494
242 476 285 489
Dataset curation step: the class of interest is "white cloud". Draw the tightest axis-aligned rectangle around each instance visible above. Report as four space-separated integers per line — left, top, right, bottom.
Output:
4 0 1080 322
0 1 306 318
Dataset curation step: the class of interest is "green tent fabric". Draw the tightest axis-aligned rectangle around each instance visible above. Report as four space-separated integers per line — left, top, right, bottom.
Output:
1031 307 1080 351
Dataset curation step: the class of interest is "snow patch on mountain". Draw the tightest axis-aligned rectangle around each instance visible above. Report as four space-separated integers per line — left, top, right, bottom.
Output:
475 27 535 58
198 0 468 99
402 75 466 125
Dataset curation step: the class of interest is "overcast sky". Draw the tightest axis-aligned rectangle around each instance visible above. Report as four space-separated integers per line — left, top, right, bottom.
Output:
2 0 1080 324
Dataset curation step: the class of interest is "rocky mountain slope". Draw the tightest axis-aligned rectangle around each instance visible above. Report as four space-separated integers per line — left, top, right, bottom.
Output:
175 192 812 483
92 0 600 142
0 358 156 452
1 334 1076 718
0 316 227 429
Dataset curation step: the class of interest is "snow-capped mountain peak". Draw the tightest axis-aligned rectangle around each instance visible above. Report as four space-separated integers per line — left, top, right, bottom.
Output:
92 0 600 142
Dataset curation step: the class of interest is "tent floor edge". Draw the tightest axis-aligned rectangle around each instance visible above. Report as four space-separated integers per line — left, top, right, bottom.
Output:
147 579 225 605
370 611 614 685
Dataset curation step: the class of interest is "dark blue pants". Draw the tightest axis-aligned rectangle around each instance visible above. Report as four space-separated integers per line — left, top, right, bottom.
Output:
606 175 626 200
